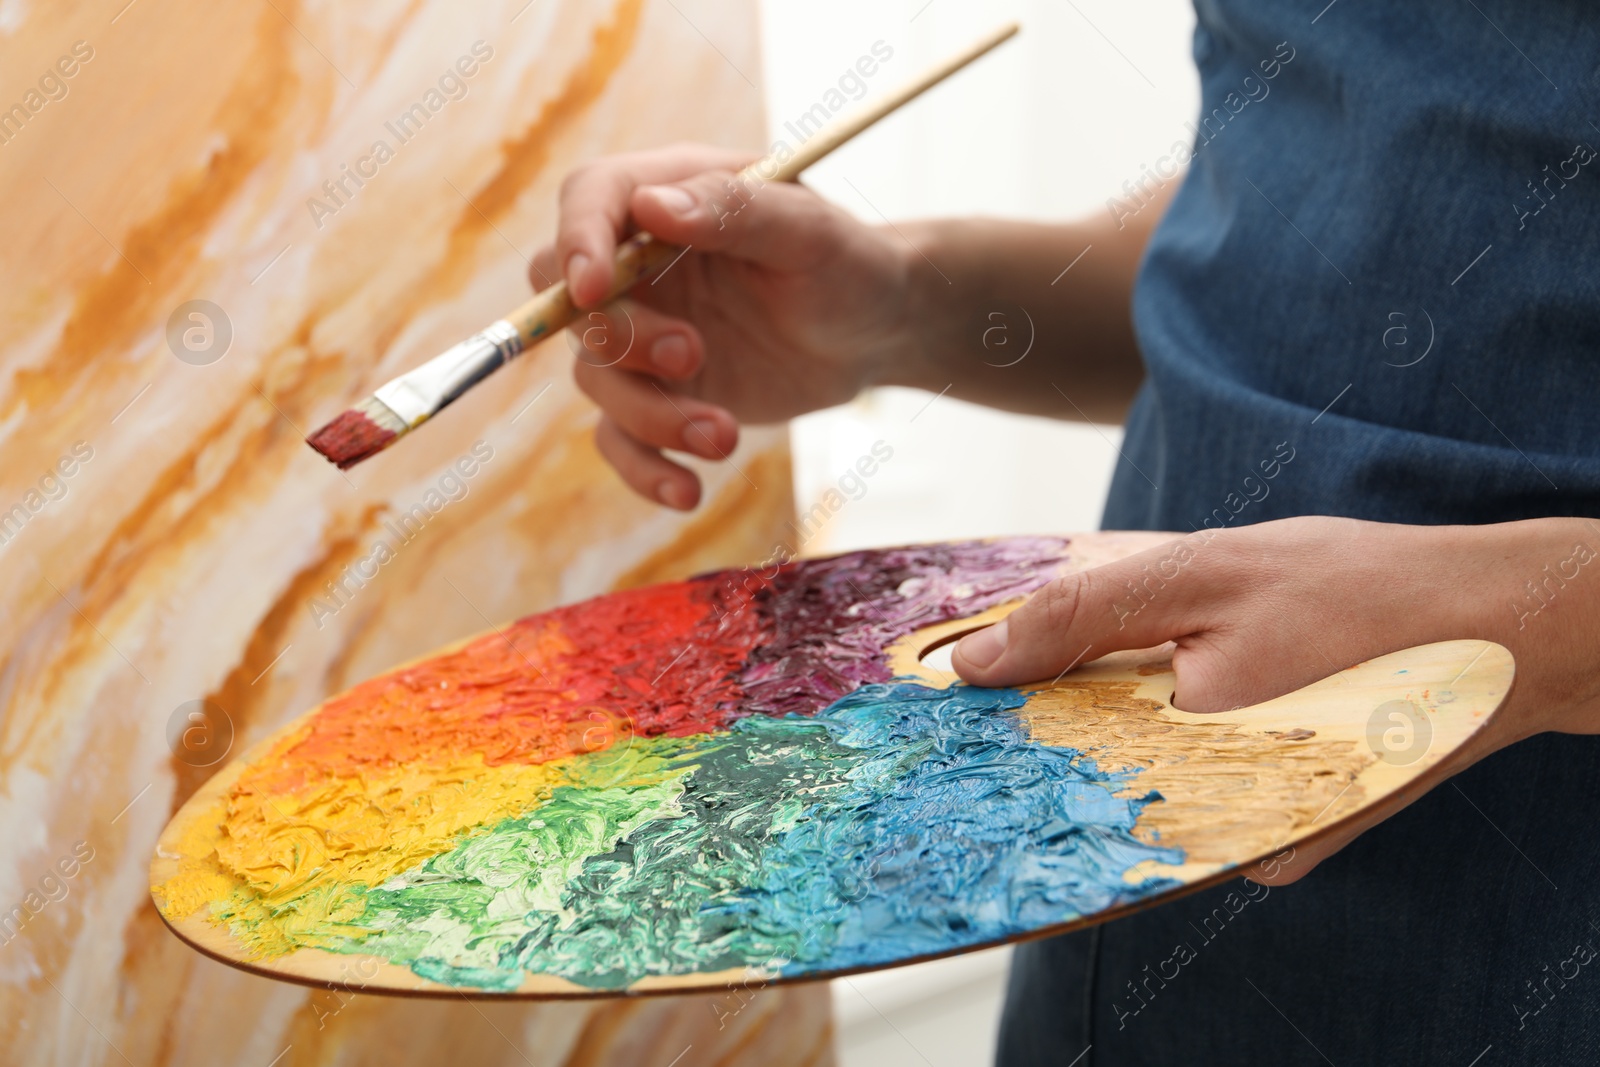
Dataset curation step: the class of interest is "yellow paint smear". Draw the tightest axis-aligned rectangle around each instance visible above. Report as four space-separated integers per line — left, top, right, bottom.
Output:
155 750 575 956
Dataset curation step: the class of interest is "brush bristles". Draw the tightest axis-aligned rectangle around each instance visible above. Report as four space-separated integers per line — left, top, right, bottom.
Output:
305 397 407 469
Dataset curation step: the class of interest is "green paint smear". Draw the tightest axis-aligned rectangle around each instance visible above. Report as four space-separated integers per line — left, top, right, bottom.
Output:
298 712 870 990
297 684 1178 992
338 734 715 991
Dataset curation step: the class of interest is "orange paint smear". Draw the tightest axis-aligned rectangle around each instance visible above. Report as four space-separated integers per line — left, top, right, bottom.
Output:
241 578 759 798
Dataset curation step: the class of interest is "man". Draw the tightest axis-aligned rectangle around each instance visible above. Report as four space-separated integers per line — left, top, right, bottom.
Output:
536 3 1599 1061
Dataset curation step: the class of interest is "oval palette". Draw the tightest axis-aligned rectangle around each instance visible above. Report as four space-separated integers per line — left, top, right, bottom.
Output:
150 533 1512 998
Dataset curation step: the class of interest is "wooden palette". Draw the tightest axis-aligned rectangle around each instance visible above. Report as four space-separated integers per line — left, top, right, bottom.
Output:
151 534 1512 999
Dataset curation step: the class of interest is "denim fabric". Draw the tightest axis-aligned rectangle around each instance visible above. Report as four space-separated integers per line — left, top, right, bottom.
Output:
999 1 1600 1063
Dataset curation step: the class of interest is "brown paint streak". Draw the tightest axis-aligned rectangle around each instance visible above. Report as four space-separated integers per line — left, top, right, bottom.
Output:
316 597 386 700
366 0 648 360
563 998 642 1067
0 593 97 760
706 996 780 1067
469 0 647 223
121 904 212 1067
74 398 260 604
799 1023 838 1067
706 990 834 1067
5 5 300 421
280 984 343 1062
369 0 433 78
172 505 387 814
67 317 339 638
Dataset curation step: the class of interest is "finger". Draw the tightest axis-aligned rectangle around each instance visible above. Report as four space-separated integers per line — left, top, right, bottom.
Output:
952 534 1224 688
630 172 846 270
1246 838 1328 886
528 245 560 293
573 360 738 460
568 299 705 381
556 145 758 306
595 416 701 510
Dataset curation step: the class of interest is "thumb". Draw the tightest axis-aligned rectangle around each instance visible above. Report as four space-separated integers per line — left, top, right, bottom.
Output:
952 537 1213 688
630 170 847 270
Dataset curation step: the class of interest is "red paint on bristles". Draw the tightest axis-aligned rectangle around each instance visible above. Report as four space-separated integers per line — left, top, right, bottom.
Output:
306 408 397 469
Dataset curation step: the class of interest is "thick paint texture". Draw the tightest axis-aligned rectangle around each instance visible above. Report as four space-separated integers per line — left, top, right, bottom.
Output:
155 538 1185 990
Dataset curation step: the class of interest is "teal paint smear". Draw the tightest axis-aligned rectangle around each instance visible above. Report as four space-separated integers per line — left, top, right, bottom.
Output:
336 743 699 990
746 683 1182 975
319 683 1183 991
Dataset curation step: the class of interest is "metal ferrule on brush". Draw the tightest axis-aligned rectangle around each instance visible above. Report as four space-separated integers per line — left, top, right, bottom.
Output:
373 320 525 428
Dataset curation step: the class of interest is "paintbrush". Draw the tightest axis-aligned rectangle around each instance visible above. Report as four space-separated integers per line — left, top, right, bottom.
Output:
305 22 1020 469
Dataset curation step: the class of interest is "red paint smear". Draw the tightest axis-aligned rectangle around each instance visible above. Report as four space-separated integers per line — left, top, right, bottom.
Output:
247 580 764 793
305 409 396 469
227 538 1074 799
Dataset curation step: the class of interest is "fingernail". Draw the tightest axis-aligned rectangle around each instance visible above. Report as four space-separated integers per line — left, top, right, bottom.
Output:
642 185 698 216
566 252 589 294
957 620 1008 669
685 418 722 455
658 479 692 509
651 334 692 376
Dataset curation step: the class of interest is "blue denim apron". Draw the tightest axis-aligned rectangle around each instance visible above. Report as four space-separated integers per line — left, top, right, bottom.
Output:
999 2 1600 1063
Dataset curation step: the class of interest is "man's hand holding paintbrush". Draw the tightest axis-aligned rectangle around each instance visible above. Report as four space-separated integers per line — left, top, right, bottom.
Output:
528 143 913 509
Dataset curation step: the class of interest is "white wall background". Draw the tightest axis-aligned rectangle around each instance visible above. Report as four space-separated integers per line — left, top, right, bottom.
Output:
757 2 1200 1063
761 0 1200 555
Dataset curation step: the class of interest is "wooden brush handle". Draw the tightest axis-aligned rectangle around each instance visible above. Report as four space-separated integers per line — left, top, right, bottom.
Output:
499 21 1020 351
503 233 680 346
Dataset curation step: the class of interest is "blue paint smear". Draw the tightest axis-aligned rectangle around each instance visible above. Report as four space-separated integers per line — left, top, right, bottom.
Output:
728 683 1183 975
